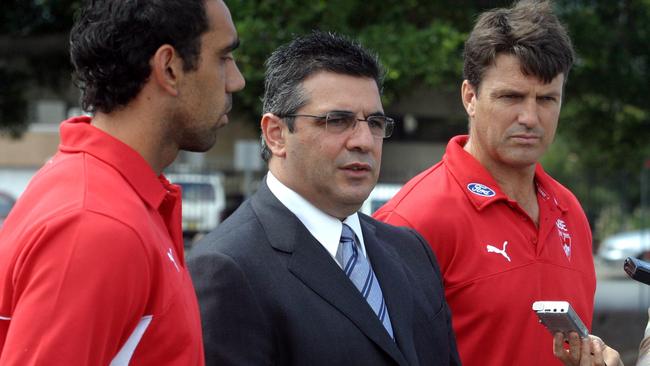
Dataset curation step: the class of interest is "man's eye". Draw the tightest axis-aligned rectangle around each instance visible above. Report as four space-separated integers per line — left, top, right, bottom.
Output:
367 118 385 129
327 116 352 126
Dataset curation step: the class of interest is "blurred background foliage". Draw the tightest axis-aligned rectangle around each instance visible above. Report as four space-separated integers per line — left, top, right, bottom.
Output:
0 0 648 242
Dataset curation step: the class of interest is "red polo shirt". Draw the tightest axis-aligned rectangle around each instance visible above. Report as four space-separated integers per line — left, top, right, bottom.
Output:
374 135 596 366
0 116 204 365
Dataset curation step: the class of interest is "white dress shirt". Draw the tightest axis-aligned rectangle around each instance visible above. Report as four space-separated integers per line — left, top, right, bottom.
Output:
266 171 368 267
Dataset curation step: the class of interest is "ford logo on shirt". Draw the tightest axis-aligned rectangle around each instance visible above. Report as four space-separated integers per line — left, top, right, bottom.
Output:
467 183 496 197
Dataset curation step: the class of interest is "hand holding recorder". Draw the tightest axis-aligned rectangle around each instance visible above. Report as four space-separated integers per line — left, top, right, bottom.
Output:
532 301 623 366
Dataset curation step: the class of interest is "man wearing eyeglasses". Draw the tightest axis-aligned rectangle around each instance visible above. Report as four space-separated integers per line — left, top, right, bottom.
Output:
187 31 460 366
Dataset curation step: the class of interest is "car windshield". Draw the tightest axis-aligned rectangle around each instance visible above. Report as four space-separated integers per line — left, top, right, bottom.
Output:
177 183 215 202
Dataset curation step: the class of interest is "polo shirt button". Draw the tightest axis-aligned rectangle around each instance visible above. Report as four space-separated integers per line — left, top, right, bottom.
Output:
531 237 538 244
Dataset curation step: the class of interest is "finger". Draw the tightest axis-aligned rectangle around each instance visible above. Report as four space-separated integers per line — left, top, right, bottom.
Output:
553 332 568 360
591 338 604 366
603 345 622 366
581 337 598 366
589 334 604 348
568 332 582 363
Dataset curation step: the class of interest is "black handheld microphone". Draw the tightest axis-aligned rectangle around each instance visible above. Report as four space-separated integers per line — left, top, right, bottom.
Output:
624 256 650 285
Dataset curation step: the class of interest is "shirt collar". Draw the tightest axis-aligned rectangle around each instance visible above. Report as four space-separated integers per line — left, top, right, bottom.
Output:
445 135 566 212
58 116 169 209
266 171 367 263
534 163 568 212
444 135 508 211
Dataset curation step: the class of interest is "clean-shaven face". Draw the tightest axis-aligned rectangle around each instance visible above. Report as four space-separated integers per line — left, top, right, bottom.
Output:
462 53 564 172
281 71 384 218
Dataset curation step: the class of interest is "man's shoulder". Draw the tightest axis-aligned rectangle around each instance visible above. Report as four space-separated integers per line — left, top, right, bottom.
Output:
360 213 429 253
0 208 152 297
187 199 282 287
361 213 415 236
3 154 158 257
26 152 144 214
189 200 263 256
373 159 470 226
360 214 443 278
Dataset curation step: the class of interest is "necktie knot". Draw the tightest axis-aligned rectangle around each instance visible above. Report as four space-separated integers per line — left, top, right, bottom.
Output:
340 224 357 244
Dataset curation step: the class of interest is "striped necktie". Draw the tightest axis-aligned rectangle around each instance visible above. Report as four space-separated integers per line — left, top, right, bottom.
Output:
336 223 394 338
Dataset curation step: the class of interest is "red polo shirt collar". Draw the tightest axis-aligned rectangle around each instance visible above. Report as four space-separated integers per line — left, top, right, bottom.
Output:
57 116 174 210
444 135 568 213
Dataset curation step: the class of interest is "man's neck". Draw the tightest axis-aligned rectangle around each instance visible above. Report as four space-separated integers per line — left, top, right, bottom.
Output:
91 107 178 175
491 166 540 226
463 139 539 224
268 163 358 220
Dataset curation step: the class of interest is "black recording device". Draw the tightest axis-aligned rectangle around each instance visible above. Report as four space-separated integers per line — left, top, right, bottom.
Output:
624 256 650 285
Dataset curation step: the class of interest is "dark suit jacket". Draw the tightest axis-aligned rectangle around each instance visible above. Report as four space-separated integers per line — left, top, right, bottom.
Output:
188 180 461 366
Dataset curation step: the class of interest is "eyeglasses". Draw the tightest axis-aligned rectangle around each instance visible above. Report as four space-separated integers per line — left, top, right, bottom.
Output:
281 111 395 138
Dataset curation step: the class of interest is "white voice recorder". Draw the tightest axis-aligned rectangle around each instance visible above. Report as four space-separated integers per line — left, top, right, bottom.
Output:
532 300 588 339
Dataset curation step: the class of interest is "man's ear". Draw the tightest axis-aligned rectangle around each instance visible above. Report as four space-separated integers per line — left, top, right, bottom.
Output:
150 44 184 96
461 80 477 118
261 113 287 159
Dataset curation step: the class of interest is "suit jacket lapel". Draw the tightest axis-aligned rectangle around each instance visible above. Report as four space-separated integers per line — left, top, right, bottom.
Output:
361 217 417 366
250 181 408 366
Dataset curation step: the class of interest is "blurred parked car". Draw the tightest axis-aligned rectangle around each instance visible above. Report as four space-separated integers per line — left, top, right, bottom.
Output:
0 191 16 229
165 173 226 235
360 184 402 216
596 229 650 265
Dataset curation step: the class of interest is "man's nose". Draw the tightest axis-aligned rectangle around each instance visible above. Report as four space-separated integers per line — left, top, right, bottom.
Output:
227 61 245 93
518 98 540 127
346 119 377 152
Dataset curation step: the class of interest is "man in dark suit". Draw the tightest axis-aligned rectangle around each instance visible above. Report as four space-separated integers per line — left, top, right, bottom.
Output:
188 31 460 366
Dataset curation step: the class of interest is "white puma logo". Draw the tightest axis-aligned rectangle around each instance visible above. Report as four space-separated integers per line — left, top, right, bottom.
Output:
486 241 511 262
167 248 180 272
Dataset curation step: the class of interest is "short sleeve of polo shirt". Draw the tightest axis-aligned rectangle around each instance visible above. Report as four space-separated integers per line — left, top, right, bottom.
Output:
0 210 151 365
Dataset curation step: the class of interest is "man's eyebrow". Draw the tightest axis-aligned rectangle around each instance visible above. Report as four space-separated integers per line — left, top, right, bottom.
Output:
539 91 562 98
491 88 523 95
223 38 240 54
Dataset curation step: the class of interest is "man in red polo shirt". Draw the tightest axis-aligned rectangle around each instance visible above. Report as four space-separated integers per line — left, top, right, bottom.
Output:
0 1 244 365
375 1 610 365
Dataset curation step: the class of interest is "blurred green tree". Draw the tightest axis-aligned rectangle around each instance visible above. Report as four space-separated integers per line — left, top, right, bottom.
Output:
226 0 485 119
0 0 648 232
542 0 650 234
0 0 79 136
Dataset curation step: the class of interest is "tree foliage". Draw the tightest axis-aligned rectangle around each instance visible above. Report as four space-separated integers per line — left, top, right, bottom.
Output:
542 0 650 232
226 0 483 119
0 0 79 35
0 0 79 137
0 0 648 230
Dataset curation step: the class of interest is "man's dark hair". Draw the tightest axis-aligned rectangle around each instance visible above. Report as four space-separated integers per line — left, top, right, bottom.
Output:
70 0 210 114
463 0 574 93
260 30 384 162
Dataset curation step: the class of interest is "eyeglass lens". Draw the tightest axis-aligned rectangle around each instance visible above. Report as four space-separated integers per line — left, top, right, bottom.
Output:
325 112 393 138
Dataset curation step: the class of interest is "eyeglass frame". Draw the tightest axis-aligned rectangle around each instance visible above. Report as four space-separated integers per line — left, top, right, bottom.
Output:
278 111 395 138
